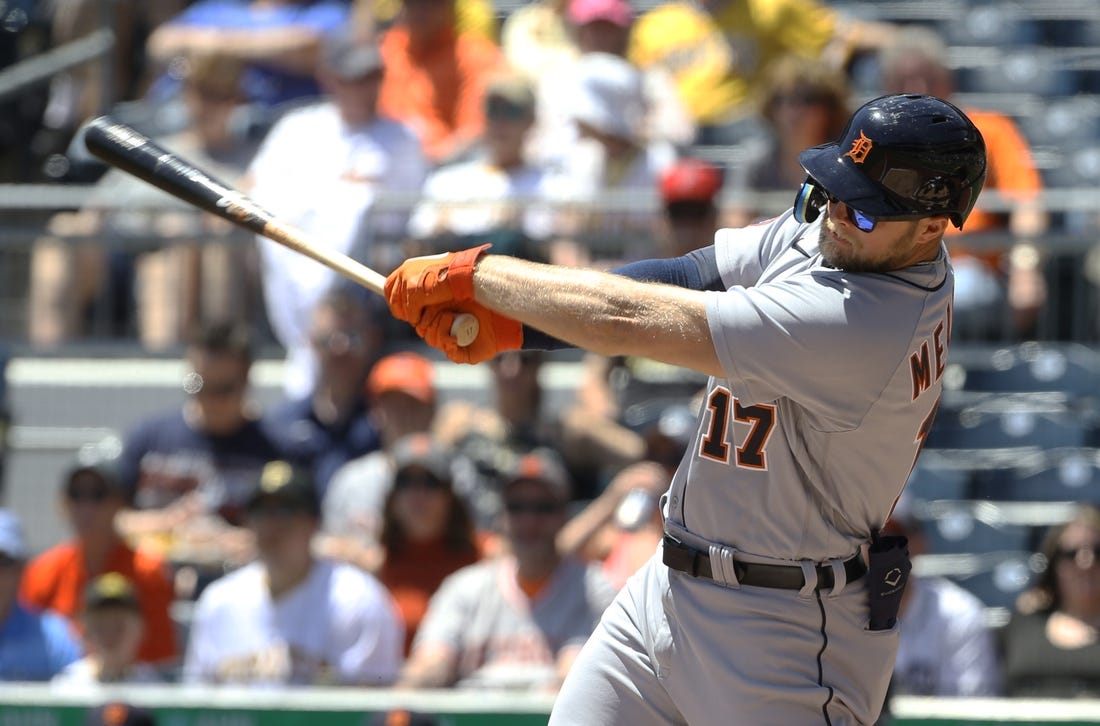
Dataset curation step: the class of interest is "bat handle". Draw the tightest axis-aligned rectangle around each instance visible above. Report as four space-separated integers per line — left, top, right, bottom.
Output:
451 313 479 347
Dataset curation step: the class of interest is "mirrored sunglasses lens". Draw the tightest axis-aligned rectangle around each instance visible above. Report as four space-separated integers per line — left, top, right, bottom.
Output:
849 207 877 232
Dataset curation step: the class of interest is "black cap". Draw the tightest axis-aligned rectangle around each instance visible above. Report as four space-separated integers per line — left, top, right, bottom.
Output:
245 461 320 517
84 572 141 612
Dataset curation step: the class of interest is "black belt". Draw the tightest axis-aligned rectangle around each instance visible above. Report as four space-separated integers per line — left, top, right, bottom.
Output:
662 536 866 591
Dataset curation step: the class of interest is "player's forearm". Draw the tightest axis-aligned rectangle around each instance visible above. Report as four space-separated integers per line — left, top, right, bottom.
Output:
473 256 723 376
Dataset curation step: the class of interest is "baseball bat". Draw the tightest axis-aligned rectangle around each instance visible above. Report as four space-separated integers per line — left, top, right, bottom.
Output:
81 115 479 348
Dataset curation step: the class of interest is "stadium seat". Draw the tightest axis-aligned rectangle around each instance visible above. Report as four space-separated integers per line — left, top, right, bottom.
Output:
938 3 1040 47
918 500 1037 555
942 552 1036 610
906 460 972 502
950 343 1100 398
972 448 1100 503
960 48 1079 97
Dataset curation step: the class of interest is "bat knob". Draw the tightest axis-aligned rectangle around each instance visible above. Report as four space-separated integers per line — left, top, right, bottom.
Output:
451 313 479 347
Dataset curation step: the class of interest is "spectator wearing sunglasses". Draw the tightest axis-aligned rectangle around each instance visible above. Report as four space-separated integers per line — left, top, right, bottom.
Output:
114 321 277 581
20 449 177 667
0 509 82 681
375 434 488 654
396 448 615 692
183 461 403 686
999 503 1100 698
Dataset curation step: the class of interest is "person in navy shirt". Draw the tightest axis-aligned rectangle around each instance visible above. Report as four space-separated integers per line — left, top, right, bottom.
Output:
263 288 385 499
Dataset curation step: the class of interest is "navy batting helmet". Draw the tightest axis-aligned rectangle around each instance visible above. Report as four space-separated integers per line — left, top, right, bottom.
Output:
796 94 987 229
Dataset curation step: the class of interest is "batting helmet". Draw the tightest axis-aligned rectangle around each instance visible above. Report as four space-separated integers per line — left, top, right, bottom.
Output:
796 94 987 229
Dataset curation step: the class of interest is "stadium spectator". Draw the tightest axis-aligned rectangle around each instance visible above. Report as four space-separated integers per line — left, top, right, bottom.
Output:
247 32 428 395
114 321 275 579
557 460 668 590
627 0 895 144
320 351 440 562
730 54 851 225
395 448 616 691
182 461 403 686
51 573 162 686
375 433 487 653
262 289 385 498
999 503 1100 698
0 509 82 680
406 72 556 261
882 501 1001 698
376 0 505 164
878 25 1048 340
433 350 579 514
559 161 716 494
20 450 178 666
145 0 350 110
29 54 259 350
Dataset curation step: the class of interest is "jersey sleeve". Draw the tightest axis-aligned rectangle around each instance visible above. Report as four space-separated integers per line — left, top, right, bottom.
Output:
704 271 918 429
713 211 802 289
410 567 477 653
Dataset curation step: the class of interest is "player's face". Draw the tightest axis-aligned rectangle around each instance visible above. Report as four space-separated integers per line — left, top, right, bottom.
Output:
817 199 945 273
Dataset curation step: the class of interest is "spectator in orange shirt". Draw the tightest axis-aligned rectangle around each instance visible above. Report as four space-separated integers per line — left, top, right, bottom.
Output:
879 26 1048 340
377 0 505 164
19 447 178 666
376 433 486 654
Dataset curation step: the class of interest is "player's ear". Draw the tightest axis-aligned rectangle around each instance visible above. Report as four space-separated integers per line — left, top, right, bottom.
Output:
915 216 950 245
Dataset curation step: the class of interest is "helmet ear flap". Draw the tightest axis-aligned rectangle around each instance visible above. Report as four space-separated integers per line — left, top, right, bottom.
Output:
794 177 827 224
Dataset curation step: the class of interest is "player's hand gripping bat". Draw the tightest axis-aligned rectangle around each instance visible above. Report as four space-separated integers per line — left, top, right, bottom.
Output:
81 115 479 347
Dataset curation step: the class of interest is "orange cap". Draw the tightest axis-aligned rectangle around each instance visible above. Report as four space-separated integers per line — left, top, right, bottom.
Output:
367 352 436 404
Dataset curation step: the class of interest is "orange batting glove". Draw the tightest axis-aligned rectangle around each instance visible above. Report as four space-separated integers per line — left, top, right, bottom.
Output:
385 244 490 326
415 301 523 365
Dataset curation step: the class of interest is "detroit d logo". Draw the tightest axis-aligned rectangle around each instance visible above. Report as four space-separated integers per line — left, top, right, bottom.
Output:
844 130 873 164
884 567 903 587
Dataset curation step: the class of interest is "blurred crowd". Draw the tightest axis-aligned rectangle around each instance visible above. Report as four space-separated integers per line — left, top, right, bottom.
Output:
0 0 1097 715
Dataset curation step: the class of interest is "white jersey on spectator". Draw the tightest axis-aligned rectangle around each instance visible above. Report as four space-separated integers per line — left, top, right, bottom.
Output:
248 102 428 396
894 576 1001 697
182 559 403 686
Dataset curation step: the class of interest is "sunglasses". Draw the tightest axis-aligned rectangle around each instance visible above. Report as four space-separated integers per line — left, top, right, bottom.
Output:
67 488 111 503
824 191 880 233
394 472 447 492
504 499 563 516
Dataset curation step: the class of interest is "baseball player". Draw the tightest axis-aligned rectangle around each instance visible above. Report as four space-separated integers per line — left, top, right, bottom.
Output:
384 94 987 724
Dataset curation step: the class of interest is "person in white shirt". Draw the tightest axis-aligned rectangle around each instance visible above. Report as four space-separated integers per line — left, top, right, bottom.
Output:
407 73 555 260
885 501 1002 698
182 461 404 686
52 573 162 687
248 31 428 396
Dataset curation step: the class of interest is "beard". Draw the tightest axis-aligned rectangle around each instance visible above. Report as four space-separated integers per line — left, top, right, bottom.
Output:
817 219 922 273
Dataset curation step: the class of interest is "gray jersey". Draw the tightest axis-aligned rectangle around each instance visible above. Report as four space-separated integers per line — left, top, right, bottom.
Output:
665 211 953 562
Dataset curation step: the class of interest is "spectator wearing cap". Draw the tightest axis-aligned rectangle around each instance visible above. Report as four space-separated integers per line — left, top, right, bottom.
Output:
320 351 440 566
52 573 162 686
376 0 505 164
882 498 1001 699
406 72 557 261
542 52 677 263
182 460 403 686
20 451 178 666
396 448 616 692
248 32 428 397
0 509 82 681
114 321 277 576
658 156 723 257
376 433 487 654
